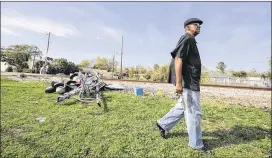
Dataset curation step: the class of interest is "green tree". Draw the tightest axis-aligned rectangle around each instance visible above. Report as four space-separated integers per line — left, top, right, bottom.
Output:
149 64 169 82
231 71 247 78
200 72 210 83
51 58 69 72
50 58 78 74
93 57 107 70
265 72 271 79
151 73 161 82
240 71 247 77
144 74 151 80
247 68 261 77
269 57 271 72
105 58 118 72
79 60 91 68
1 44 41 70
128 67 137 78
153 64 160 72
216 62 227 74
158 64 169 82
29 46 42 72
136 65 147 74
261 73 266 79
34 60 44 73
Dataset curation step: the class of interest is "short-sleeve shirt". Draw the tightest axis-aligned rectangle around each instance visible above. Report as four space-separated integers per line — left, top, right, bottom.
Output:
167 33 202 91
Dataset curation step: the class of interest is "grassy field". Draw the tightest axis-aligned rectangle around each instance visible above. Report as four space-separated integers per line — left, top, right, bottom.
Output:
1 77 271 157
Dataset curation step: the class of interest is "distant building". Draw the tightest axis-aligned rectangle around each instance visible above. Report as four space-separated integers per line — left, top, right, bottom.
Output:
1 62 17 72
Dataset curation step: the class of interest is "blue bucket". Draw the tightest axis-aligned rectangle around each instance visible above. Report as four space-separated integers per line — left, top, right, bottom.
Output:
134 87 143 96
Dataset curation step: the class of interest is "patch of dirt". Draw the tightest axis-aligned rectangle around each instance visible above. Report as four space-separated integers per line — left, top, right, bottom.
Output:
4 128 26 137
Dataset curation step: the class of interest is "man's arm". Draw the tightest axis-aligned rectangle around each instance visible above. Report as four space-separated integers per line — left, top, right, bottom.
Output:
175 57 183 93
174 37 190 93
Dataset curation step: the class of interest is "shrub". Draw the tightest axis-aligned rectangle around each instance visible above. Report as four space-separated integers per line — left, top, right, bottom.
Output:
144 74 151 80
23 68 32 73
17 69 23 72
201 72 210 83
232 71 247 78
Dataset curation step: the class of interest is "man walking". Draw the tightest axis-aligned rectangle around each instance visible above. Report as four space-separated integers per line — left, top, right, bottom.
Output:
156 18 209 152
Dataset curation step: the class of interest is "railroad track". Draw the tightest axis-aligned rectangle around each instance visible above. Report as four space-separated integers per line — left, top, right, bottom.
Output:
1 72 271 91
104 78 272 91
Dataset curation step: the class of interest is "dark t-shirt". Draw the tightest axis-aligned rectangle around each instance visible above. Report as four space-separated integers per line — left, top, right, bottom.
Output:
167 33 202 91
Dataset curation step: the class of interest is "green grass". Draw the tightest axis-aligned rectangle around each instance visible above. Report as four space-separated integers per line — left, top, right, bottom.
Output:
1 77 271 157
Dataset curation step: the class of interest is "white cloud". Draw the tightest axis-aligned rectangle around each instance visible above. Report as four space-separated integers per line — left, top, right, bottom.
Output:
69 4 178 67
1 9 79 37
1 3 269 72
1 27 21 36
68 5 165 44
100 26 123 41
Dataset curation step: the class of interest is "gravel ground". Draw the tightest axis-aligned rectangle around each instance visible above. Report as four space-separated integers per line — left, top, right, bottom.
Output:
105 80 271 109
6 75 271 109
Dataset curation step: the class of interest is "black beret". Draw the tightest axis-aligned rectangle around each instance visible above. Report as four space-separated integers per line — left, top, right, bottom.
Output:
184 18 203 28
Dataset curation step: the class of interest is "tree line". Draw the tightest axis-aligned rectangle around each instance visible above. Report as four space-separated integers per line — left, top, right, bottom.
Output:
1 45 79 74
216 61 271 79
1 44 271 81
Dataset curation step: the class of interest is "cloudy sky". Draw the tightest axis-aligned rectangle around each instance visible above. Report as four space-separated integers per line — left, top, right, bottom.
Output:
1 2 271 72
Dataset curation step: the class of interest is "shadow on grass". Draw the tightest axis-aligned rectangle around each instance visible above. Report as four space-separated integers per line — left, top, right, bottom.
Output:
99 91 110 113
60 92 112 115
167 125 271 149
59 100 79 106
58 93 112 106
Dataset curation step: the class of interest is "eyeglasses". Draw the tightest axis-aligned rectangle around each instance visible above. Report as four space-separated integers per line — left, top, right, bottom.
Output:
191 23 201 28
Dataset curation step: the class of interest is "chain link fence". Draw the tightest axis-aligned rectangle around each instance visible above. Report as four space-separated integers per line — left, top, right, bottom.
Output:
201 76 271 88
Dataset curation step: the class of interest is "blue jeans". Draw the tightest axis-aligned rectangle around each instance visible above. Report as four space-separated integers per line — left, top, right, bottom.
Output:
157 88 204 149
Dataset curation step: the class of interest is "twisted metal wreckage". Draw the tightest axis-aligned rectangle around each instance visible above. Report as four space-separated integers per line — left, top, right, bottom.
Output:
45 71 125 106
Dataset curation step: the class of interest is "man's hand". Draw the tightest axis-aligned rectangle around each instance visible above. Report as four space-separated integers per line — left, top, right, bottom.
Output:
175 83 183 95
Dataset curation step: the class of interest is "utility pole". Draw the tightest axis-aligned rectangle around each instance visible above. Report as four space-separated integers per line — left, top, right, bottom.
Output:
120 35 123 79
112 52 115 78
45 32 51 66
41 32 51 74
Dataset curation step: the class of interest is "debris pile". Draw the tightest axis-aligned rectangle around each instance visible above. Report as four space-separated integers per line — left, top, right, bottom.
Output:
44 71 125 105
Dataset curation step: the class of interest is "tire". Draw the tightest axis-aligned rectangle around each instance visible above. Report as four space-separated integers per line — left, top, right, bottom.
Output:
56 86 66 94
65 86 73 92
66 80 77 86
53 83 64 89
50 81 57 87
70 73 78 80
45 86 56 93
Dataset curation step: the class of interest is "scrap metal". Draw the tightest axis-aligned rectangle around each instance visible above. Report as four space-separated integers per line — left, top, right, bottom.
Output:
55 71 107 106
